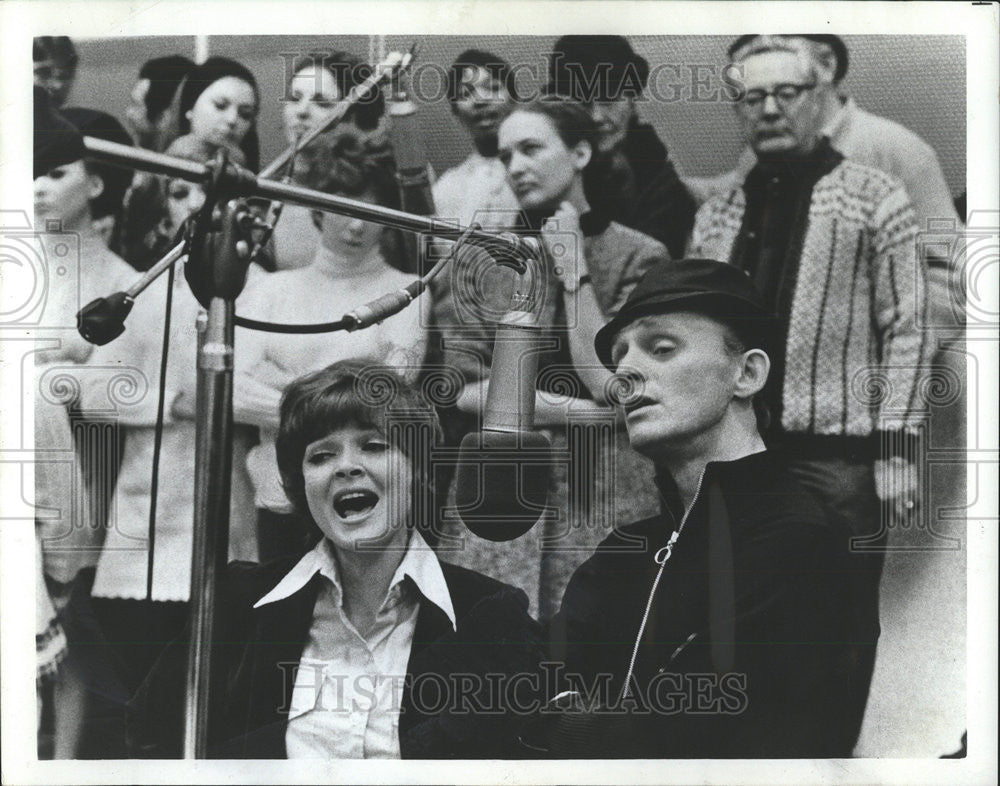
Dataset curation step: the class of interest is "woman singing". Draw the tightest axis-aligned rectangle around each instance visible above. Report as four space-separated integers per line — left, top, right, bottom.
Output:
129 360 542 758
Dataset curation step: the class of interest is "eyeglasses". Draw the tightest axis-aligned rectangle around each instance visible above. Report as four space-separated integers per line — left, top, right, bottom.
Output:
739 82 817 112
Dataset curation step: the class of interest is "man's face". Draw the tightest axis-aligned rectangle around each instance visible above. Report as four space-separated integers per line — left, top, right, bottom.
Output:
589 97 634 154
609 312 745 460
34 58 75 108
736 50 824 158
452 65 512 143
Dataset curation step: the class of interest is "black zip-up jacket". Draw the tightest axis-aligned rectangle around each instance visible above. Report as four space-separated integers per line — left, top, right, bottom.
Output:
544 450 881 758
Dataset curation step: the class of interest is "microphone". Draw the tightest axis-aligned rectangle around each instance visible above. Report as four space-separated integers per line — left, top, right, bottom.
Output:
454 295 554 542
387 82 435 218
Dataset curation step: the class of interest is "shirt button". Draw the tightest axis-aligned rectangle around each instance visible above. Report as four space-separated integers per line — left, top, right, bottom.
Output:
746 231 757 240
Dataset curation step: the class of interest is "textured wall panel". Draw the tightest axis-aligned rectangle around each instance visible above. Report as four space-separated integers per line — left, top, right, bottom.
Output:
72 34 965 195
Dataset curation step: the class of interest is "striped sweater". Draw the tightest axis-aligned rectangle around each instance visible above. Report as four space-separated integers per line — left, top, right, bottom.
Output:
689 160 931 441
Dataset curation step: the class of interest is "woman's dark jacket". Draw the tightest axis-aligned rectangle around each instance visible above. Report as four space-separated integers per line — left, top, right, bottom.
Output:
127 557 543 759
544 450 882 758
593 120 698 259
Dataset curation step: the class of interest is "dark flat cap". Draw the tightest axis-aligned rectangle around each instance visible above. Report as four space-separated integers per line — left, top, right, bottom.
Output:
728 34 849 82
594 259 776 369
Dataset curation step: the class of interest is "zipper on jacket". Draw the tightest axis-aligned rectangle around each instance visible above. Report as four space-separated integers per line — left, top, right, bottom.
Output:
619 467 707 702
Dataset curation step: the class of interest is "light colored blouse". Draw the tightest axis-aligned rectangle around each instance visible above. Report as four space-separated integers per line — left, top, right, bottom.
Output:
254 533 455 759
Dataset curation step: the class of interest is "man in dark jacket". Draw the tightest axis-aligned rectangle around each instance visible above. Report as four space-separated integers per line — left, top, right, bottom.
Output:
547 35 697 258
537 259 881 758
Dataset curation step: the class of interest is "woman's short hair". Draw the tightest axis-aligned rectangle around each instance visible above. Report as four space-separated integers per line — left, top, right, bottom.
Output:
276 359 444 540
291 51 384 132
505 95 620 217
59 107 135 221
33 36 77 68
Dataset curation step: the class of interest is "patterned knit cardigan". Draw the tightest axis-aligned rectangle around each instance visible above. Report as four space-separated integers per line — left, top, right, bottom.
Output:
689 160 932 443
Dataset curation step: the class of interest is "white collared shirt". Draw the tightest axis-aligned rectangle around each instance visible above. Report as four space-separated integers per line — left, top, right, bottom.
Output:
255 533 456 759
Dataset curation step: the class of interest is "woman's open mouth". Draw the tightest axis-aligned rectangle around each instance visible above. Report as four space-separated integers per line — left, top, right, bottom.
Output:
333 489 380 521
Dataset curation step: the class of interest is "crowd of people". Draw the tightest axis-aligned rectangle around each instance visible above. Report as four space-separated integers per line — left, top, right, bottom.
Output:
31 33 962 760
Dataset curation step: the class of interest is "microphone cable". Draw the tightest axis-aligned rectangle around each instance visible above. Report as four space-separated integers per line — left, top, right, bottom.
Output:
144 259 176 602
231 223 478 334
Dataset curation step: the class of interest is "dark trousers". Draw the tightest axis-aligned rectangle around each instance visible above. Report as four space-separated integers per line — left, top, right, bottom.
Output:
772 441 885 752
75 590 188 758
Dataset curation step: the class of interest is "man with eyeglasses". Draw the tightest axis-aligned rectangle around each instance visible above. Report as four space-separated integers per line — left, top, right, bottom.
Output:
689 35 963 329
687 39 933 728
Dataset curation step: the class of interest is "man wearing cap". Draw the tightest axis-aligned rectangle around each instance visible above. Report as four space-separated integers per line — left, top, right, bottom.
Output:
537 260 879 758
547 35 697 259
688 36 932 564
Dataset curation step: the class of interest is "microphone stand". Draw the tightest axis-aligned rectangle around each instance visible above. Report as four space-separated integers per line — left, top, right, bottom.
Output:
73 138 536 758
182 192 255 758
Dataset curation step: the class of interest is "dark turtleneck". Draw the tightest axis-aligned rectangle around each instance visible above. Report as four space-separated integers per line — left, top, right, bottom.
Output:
731 138 844 430
593 118 697 259
471 132 499 159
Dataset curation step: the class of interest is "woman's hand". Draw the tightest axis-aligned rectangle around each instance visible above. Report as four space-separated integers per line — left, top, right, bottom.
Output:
542 201 586 290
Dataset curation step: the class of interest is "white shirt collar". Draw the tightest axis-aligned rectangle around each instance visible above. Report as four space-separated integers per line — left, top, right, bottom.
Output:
822 95 855 142
254 532 456 630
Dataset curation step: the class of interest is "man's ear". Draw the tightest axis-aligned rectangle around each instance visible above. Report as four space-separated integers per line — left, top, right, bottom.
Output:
734 348 770 400
572 139 593 172
86 170 105 202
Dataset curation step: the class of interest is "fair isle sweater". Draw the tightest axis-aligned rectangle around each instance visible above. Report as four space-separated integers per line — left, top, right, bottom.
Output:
689 159 931 444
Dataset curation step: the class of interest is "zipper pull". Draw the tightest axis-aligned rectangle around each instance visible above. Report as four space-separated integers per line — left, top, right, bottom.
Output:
654 530 680 565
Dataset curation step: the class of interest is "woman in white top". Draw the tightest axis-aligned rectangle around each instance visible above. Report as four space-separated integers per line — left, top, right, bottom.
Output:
271 51 387 271
235 136 425 561
32 92 138 758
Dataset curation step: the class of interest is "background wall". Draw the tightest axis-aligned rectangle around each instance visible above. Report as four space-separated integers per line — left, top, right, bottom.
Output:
72 34 966 195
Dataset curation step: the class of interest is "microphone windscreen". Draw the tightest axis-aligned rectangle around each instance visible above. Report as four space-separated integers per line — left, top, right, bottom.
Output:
455 429 553 542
